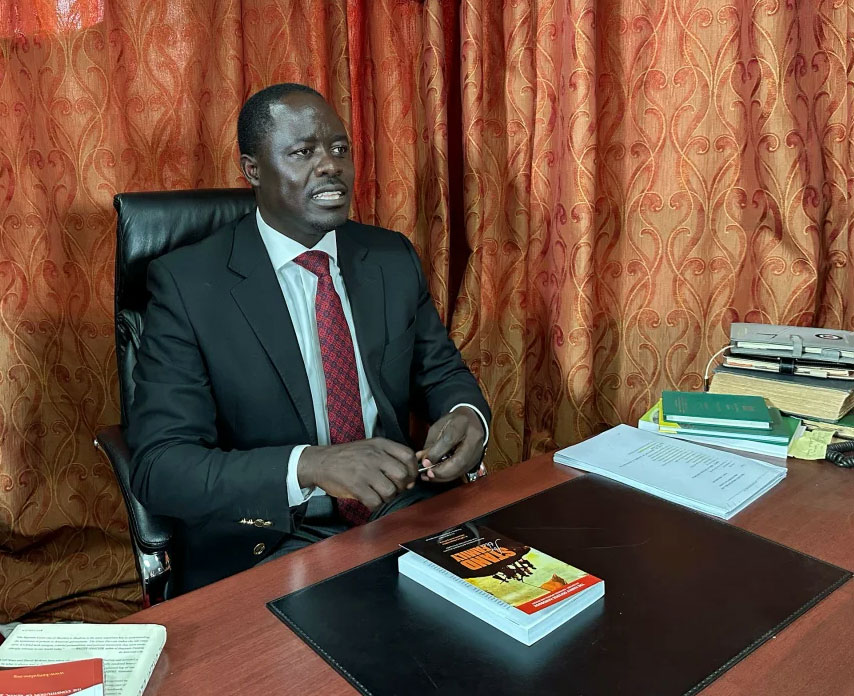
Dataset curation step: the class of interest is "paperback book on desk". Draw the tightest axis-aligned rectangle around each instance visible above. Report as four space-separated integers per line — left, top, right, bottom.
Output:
638 399 803 459
0 623 165 696
661 390 772 428
398 524 604 646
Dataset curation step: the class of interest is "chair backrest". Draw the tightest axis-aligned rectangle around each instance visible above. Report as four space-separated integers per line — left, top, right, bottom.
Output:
114 188 256 426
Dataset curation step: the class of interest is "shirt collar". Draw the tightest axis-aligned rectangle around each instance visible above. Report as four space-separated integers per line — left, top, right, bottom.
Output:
255 208 339 272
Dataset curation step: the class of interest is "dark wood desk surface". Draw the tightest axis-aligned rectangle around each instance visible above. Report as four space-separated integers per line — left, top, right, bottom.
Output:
122 455 854 696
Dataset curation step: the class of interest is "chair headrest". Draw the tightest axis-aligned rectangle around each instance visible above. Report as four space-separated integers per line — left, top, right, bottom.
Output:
114 188 256 314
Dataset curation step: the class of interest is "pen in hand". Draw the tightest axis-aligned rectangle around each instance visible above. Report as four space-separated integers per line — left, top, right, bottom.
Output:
417 453 451 473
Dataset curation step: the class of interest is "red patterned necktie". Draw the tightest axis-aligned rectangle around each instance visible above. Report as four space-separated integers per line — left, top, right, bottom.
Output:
294 250 372 526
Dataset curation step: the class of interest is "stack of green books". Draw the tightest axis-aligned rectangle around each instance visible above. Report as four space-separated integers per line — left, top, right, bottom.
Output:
637 391 804 459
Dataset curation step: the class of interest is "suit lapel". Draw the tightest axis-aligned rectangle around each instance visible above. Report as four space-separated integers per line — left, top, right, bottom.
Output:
336 223 385 372
337 222 405 442
228 215 317 443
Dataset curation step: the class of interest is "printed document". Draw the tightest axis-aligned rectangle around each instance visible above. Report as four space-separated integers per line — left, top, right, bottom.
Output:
554 425 786 519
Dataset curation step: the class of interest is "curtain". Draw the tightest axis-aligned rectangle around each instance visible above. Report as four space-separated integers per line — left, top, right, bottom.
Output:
454 0 854 468
0 0 455 623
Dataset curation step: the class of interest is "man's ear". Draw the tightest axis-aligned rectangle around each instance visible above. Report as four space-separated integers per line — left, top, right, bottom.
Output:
240 153 260 187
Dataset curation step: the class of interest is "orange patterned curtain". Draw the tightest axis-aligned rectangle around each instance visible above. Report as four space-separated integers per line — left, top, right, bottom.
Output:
454 0 854 468
0 0 453 623
0 0 103 36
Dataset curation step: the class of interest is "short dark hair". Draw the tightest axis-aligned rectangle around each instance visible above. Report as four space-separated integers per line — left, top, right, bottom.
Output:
237 83 324 157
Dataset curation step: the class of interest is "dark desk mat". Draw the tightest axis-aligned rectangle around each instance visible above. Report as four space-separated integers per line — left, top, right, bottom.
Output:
268 475 851 696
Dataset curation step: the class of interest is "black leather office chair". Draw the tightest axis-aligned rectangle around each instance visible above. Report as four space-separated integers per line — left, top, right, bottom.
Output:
95 188 255 605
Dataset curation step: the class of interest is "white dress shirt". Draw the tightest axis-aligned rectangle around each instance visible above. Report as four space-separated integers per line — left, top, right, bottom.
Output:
255 209 488 507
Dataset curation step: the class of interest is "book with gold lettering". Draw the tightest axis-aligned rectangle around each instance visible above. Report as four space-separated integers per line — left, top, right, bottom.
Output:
398 523 604 645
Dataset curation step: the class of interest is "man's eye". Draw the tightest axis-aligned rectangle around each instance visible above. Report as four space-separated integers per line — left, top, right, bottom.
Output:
332 144 350 155
292 148 312 157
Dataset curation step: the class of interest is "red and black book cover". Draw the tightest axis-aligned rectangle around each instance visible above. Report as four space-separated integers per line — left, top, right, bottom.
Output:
402 523 602 615
0 658 104 696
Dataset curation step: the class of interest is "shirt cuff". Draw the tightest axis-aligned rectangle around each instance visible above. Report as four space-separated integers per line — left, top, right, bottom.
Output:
286 445 317 507
451 403 489 446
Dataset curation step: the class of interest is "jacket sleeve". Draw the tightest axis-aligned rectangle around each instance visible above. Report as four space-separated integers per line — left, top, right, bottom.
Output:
127 258 297 530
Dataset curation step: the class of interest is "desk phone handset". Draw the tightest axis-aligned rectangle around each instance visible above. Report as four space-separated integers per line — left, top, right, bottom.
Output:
825 440 854 468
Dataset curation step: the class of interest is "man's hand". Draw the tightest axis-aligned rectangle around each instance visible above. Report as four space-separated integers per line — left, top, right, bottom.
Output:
417 407 485 483
298 438 418 511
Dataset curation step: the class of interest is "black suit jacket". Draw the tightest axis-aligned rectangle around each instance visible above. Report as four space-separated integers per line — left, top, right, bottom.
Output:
127 214 490 592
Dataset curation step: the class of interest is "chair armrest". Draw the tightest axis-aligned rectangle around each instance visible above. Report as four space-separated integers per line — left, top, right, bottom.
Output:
95 425 173 553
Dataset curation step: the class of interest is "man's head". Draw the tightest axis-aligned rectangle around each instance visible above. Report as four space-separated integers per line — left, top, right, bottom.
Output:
238 84 354 247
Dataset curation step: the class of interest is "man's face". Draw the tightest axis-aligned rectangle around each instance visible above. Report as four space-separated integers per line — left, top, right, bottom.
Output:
241 92 355 246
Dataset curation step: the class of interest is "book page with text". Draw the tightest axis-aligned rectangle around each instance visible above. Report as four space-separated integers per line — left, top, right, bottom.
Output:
0 624 165 696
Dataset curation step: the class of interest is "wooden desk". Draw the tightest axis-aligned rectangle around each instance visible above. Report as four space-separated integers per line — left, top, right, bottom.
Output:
122 456 854 695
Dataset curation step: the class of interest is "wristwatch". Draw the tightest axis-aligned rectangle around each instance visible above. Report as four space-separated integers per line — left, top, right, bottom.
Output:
463 441 489 483
464 462 488 483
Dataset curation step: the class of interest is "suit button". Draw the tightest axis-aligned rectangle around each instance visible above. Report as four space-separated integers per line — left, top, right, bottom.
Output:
253 542 266 556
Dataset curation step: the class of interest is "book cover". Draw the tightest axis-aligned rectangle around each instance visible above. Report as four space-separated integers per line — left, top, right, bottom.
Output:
723 355 854 380
713 365 854 393
729 322 854 364
636 402 795 459
0 658 103 696
802 410 854 438
640 398 796 443
0 624 165 696
638 399 678 431
710 366 854 421
659 405 797 444
401 524 601 616
661 390 771 428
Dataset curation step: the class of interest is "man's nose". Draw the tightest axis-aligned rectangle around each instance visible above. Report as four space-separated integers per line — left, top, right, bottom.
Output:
315 149 342 176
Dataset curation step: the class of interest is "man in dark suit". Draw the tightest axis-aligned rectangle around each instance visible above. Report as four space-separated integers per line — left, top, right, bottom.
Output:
127 83 491 593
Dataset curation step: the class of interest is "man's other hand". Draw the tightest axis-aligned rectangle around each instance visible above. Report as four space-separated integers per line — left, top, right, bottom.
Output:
298 438 418 510
417 407 485 483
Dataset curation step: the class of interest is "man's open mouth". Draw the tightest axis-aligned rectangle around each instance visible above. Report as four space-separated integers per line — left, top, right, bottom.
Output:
311 190 346 201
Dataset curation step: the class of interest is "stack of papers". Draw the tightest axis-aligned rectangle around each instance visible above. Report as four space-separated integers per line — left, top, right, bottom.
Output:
554 425 786 519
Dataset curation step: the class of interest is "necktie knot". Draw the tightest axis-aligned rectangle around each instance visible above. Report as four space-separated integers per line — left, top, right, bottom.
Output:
293 250 331 278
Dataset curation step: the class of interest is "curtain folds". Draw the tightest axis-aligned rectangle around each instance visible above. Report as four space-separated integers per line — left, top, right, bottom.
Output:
453 0 854 468
0 0 851 621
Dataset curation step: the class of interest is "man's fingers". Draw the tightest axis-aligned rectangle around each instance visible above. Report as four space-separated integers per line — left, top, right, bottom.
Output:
369 474 399 503
374 438 418 475
421 453 464 482
422 435 480 482
423 416 461 460
378 457 415 491
352 487 383 511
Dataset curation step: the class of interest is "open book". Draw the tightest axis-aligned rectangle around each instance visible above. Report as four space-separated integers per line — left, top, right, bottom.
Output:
0 624 165 696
